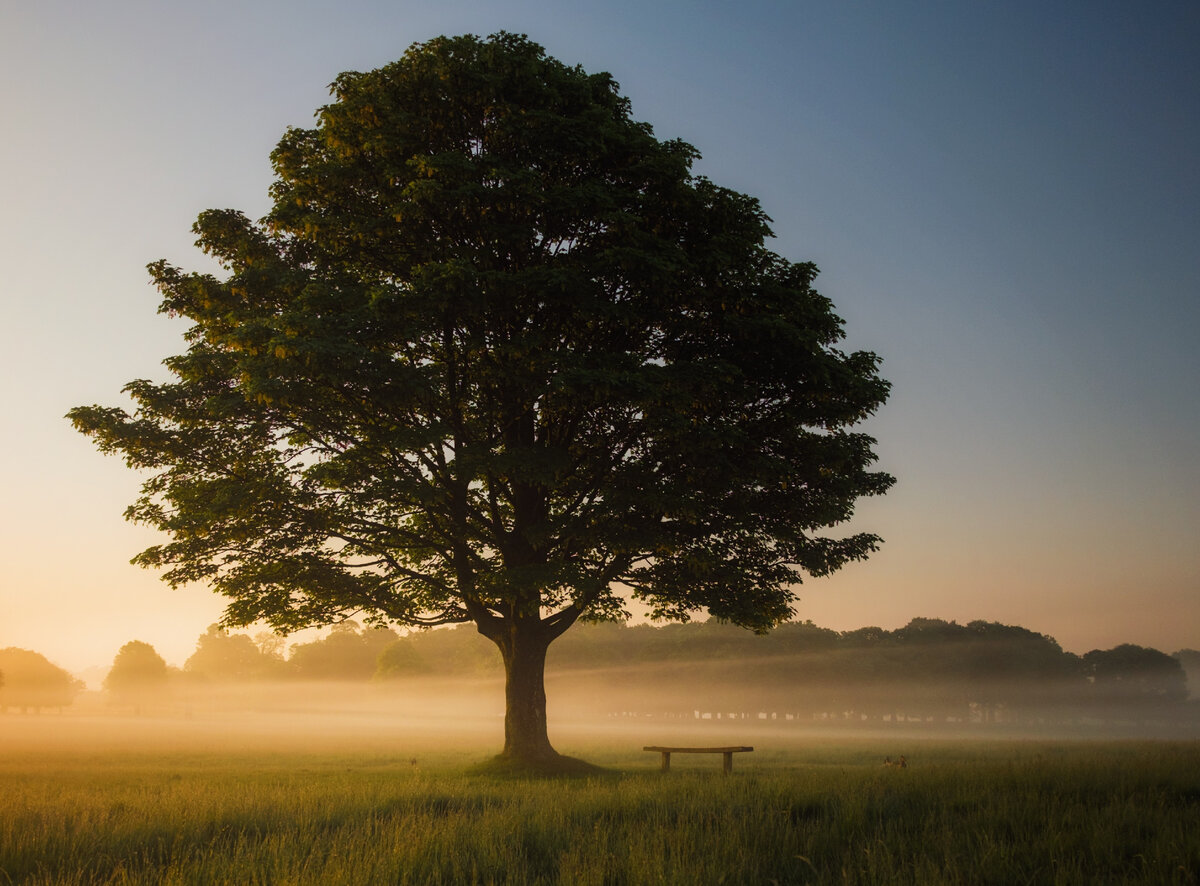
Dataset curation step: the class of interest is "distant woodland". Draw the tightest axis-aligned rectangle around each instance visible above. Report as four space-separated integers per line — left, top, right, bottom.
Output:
3 619 1197 726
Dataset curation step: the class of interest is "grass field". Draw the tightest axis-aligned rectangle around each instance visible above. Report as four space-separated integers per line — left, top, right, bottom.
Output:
2 712 1198 885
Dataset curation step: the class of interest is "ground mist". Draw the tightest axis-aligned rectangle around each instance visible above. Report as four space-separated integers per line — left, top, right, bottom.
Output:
2 704 1199 885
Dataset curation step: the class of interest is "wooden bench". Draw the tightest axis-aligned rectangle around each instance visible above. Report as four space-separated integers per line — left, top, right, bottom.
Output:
644 745 754 773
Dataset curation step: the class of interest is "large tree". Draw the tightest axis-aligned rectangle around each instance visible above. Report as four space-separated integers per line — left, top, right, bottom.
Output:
70 33 892 769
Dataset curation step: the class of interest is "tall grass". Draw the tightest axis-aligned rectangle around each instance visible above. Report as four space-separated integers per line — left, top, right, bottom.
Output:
2 722 1198 884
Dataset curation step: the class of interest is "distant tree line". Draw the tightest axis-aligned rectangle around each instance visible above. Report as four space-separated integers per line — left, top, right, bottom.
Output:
8 619 1196 726
180 622 403 682
114 618 1198 726
375 618 1193 726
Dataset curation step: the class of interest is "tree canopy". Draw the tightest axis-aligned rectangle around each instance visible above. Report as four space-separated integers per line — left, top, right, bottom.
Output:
184 624 283 681
1085 644 1188 707
104 640 170 711
69 32 892 766
288 621 398 680
0 648 82 712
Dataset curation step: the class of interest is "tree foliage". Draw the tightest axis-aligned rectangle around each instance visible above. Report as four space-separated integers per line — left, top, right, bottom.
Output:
105 640 169 689
1085 644 1188 707
104 640 170 710
185 624 283 681
1175 649 1200 699
287 621 398 680
0 648 82 712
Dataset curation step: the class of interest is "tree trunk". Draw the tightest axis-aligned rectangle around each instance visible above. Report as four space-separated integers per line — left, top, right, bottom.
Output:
472 608 603 774
481 619 561 765
500 630 558 762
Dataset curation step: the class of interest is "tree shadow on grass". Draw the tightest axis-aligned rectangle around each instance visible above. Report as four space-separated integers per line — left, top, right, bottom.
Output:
465 753 622 780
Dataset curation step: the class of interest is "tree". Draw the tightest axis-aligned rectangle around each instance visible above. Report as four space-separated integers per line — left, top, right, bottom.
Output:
288 621 399 680
959 621 1084 724
378 623 500 678
1174 649 1200 699
254 631 288 662
104 640 170 712
185 624 280 681
374 637 433 679
0 648 83 712
68 33 892 769
1084 644 1187 714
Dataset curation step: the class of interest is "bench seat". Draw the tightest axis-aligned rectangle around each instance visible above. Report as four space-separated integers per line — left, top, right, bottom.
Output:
643 745 754 773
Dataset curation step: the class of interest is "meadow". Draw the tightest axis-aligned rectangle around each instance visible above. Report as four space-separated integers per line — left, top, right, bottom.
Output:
2 709 1198 885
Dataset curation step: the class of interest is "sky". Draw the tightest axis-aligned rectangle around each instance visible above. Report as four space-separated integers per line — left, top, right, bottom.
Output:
2 0 1198 674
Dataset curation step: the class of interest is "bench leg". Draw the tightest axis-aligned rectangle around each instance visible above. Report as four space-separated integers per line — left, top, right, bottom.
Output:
660 752 671 772
723 752 733 774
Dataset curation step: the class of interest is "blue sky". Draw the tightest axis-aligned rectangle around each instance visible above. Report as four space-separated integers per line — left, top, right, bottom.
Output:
2 0 1197 672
